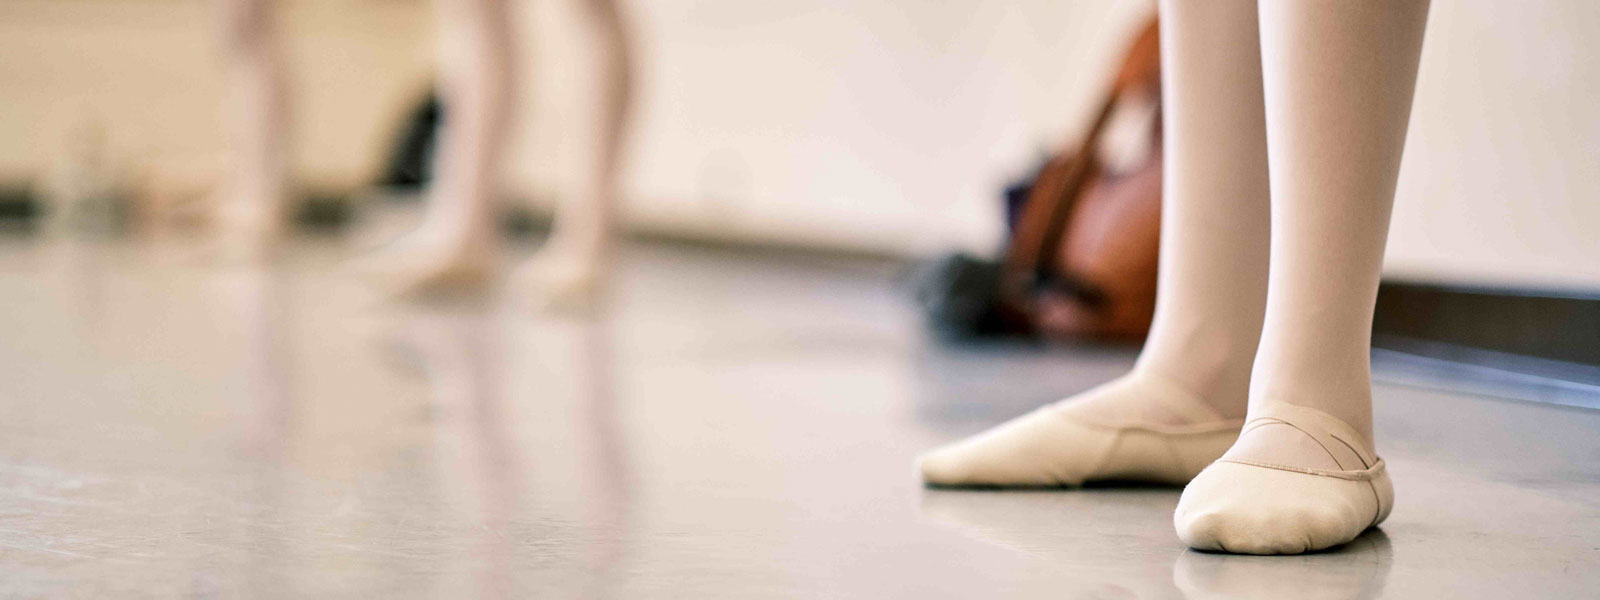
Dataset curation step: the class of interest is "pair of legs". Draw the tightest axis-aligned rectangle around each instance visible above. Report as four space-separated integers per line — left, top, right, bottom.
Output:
216 0 634 306
920 0 1429 555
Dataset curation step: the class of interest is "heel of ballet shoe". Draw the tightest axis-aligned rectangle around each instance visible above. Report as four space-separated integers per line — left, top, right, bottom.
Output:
1369 461 1395 526
1094 425 1242 485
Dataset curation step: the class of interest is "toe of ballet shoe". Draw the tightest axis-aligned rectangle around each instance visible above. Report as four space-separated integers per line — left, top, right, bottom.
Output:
915 446 974 486
915 410 1112 488
1174 462 1386 554
915 438 1056 487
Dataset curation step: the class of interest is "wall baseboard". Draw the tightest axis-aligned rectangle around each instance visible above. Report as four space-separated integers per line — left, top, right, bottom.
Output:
1373 280 1600 392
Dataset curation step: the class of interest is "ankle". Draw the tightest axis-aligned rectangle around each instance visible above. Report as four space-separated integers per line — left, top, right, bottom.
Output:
1130 362 1250 421
1246 369 1375 443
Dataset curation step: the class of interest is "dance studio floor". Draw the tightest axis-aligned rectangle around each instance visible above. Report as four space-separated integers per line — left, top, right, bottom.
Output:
1 234 1597 598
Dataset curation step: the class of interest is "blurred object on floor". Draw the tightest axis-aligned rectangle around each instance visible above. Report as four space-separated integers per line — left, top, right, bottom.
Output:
375 87 442 194
291 187 357 232
912 252 1013 339
0 183 42 233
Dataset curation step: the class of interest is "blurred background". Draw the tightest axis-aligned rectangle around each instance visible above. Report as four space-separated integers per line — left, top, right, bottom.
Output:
2 0 1594 285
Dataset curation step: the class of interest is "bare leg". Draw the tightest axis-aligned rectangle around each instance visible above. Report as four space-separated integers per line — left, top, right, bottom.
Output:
517 0 636 310
1176 0 1430 555
215 0 288 257
363 0 516 295
916 3 1269 487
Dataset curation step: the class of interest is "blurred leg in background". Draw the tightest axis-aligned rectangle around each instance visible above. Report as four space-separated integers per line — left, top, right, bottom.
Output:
1176 0 1430 555
363 0 516 295
915 0 1270 489
215 0 289 259
516 0 636 310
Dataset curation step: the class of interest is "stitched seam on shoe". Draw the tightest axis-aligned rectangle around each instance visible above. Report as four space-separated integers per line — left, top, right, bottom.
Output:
1276 420 1349 470
1063 412 1243 436
1243 417 1365 471
1079 430 1125 484
1216 458 1386 481
1365 479 1384 529
1115 419 1245 436
1158 434 1191 482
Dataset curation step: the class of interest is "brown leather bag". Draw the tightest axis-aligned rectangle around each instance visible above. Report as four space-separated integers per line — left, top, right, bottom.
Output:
999 18 1163 342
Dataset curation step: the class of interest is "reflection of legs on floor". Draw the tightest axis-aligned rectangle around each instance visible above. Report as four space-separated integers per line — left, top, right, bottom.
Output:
1175 0 1430 555
359 0 515 297
214 0 288 260
515 0 635 311
573 319 632 599
219 266 293 458
916 488 1184 598
392 310 521 597
917 0 1271 489
212 266 295 590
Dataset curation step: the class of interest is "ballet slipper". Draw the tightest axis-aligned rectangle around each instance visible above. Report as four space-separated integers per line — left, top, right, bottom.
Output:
1174 402 1393 555
917 375 1243 487
351 232 500 300
515 257 602 312
207 197 286 264
513 237 610 313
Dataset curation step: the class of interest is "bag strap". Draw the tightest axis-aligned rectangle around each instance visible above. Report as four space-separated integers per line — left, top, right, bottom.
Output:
1000 18 1162 311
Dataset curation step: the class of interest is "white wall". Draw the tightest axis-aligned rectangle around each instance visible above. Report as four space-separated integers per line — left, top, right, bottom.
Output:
518 0 1153 253
0 0 434 187
1 0 1595 289
1386 0 1600 289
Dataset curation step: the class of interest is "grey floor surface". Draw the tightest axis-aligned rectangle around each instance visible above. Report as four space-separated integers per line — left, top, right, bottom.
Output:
0 235 1596 598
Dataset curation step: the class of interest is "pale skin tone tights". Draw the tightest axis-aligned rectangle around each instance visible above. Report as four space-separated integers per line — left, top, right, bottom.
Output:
1158 0 1429 465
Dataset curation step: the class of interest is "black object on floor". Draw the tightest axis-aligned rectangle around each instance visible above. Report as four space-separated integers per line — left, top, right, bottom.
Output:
912 253 1015 339
292 190 355 231
0 183 41 231
376 88 442 193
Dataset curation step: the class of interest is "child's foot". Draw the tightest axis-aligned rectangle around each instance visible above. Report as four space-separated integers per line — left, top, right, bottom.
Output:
352 225 499 300
513 232 611 313
209 196 285 263
916 372 1244 487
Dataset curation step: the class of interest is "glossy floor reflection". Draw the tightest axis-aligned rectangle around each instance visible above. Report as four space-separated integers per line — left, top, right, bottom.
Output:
0 236 1597 598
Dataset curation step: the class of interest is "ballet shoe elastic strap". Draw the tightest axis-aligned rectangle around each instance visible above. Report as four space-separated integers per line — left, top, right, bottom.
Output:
1216 456 1386 482
1217 402 1391 528
1233 402 1378 471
